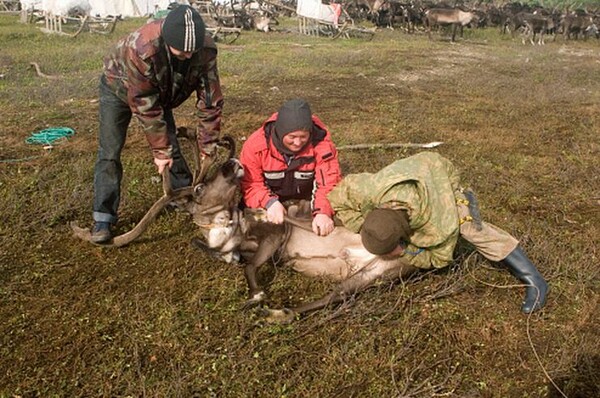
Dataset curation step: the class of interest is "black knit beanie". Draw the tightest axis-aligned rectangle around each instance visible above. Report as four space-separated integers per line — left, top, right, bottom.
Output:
271 99 314 155
275 99 313 137
162 5 206 52
361 209 412 255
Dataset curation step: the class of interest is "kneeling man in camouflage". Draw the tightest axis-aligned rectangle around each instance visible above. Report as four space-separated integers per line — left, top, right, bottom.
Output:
328 152 548 314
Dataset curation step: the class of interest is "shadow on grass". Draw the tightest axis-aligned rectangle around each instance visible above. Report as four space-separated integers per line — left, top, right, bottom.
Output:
549 354 600 398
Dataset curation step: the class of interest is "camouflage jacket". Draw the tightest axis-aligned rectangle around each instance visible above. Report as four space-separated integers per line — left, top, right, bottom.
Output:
328 152 462 269
103 19 223 158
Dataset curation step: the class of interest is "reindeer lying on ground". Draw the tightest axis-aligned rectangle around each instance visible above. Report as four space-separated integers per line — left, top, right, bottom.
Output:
190 159 418 323
71 134 419 323
425 8 479 42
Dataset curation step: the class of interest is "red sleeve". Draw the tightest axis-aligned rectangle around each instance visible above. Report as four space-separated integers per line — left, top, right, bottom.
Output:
312 138 342 217
239 132 278 209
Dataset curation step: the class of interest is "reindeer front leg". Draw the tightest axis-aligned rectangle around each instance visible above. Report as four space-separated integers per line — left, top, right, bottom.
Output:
243 229 286 308
451 24 458 42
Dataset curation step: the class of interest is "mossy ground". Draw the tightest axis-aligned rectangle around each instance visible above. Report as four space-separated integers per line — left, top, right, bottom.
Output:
0 15 599 397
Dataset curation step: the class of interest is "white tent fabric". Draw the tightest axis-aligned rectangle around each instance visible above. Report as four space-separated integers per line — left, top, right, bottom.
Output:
19 0 190 17
296 0 341 26
97 1 191 17
20 0 42 10
89 0 142 17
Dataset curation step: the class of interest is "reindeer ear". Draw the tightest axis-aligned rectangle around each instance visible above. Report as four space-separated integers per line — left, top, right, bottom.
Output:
235 162 244 179
222 159 244 180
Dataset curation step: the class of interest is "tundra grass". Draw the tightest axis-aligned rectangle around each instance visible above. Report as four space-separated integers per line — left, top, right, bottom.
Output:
1 14 599 398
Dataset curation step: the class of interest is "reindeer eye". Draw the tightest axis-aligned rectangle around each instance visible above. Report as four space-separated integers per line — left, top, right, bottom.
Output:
194 183 205 197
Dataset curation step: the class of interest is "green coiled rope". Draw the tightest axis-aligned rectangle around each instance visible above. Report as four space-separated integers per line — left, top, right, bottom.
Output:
25 127 75 146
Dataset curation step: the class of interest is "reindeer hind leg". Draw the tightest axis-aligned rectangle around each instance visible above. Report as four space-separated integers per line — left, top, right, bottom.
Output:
262 258 417 322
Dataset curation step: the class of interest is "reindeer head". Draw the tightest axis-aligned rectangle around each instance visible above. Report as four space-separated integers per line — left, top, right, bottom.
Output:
189 158 247 262
71 134 248 251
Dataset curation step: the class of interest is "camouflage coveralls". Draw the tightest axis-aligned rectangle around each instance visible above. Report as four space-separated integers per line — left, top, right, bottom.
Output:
328 152 518 269
93 19 223 224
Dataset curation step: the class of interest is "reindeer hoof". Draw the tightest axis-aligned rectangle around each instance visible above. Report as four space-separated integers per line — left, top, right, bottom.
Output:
259 308 297 324
243 291 266 310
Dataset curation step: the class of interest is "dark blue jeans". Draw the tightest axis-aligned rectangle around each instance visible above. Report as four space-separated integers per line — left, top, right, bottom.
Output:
93 75 192 224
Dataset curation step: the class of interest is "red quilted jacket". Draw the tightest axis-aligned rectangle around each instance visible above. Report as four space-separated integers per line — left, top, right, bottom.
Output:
239 113 342 217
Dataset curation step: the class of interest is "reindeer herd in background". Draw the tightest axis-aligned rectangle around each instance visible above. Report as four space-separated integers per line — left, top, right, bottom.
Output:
194 0 600 44
343 0 598 43
13 0 600 44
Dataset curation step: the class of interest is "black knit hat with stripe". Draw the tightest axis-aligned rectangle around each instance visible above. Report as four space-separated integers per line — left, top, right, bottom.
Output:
162 5 205 52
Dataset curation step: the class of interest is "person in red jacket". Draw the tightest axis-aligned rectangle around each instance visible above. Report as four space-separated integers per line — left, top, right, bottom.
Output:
239 99 342 236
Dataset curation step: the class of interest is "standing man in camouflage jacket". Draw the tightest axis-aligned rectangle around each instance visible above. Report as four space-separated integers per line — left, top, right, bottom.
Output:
91 5 223 243
328 152 548 314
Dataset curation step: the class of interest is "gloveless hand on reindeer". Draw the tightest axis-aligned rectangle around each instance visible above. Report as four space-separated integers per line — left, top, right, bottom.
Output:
73 5 224 244
239 98 342 238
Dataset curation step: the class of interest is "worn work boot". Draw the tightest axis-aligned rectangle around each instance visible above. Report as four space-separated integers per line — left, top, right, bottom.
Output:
502 246 549 314
90 222 113 244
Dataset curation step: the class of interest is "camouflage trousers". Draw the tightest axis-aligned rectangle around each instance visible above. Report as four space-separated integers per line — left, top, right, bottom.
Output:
455 190 518 262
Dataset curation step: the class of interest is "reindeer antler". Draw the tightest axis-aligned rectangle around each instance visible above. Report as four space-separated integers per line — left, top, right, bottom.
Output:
176 126 204 187
176 128 236 185
70 168 194 247
108 170 195 247
71 132 237 247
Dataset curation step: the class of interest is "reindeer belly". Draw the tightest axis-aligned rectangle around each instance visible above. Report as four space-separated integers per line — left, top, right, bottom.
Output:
284 227 365 280
435 17 455 25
